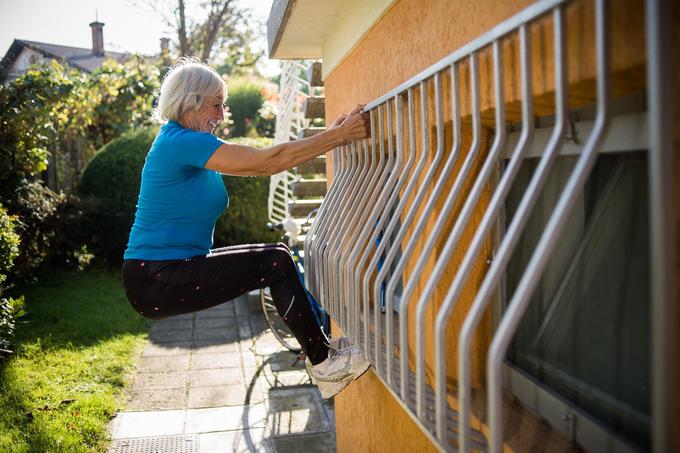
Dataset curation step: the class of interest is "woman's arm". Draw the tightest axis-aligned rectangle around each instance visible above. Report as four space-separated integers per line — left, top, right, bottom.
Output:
205 105 369 176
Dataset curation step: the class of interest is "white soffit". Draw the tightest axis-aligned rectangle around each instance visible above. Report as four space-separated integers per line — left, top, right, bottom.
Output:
270 0 395 78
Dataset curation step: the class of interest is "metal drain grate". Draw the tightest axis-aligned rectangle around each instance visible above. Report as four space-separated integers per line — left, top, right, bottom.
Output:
109 435 199 453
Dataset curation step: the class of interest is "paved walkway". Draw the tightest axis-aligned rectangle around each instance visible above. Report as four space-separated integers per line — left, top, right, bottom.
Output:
108 293 335 453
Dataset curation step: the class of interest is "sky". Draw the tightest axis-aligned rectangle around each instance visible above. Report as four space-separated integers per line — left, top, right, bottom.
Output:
0 0 279 76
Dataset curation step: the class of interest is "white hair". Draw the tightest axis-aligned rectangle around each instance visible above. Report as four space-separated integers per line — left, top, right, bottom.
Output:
154 57 227 123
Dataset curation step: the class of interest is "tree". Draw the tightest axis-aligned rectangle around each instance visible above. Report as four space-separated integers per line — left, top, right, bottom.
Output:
139 0 262 69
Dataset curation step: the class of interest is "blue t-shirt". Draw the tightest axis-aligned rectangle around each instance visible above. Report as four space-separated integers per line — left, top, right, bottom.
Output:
124 121 228 260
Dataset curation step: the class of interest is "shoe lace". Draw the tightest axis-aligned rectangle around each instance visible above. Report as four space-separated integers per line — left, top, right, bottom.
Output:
326 336 357 359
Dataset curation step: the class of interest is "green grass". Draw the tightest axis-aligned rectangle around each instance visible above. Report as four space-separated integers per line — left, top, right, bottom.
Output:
0 269 152 452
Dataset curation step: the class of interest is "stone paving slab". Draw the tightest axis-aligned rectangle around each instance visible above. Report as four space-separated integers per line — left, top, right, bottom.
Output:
110 294 335 453
188 384 252 408
199 428 270 453
264 387 330 436
126 388 186 411
130 371 188 392
190 352 243 370
142 341 193 357
188 368 244 387
139 355 191 372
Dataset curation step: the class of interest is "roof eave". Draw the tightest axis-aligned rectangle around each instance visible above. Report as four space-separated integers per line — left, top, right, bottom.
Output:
267 0 295 59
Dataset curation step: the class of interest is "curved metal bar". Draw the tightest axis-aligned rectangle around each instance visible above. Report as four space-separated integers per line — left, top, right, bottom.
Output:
306 147 343 296
364 87 434 384
308 146 348 298
313 144 353 306
336 138 379 339
348 96 415 342
355 96 410 371
433 23 535 443
344 103 399 356
387 61 468 401
329 138 374 332
487 1 610 450
340 112 388 344
305 147 341 295
349 91 412 365
321 143 361 315
412 49 508 420
457 10 566 450
324 140 366 326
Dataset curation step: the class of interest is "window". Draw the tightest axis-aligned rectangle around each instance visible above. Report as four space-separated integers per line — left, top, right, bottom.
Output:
504 128 650 450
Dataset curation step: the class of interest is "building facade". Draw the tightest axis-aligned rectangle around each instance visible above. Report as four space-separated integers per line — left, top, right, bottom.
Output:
268 0 678 451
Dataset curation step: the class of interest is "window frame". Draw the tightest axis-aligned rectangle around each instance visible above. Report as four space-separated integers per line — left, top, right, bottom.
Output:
497 103 649 453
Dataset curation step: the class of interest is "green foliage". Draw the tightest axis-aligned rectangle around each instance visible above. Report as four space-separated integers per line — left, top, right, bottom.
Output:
213 137 278 246
0 57 159 197
88 57 160 147
0 205 20 291
226 77 264 137
0 296 25 360
79 127 158 264
6 181 72 282
0 61 77 195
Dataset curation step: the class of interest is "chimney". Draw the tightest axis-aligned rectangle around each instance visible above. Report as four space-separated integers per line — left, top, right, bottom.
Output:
89 21 105 56
160 37 170 56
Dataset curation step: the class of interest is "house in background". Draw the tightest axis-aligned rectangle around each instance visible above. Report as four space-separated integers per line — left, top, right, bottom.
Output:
268 0 678 452
0 21 129 83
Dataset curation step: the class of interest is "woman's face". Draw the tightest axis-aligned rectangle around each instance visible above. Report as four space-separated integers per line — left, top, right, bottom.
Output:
180 94 226 133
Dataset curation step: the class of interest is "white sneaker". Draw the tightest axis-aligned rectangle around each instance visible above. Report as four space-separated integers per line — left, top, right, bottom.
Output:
306 336 371 399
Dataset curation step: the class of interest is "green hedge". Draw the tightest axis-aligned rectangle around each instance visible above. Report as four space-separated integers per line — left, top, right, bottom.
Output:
80 130 277 262
212 137 278 246
79 127 158 263
226 78 264 137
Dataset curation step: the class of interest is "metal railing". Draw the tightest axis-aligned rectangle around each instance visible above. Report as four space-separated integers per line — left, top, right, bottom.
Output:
303 0 671 451
268 60 312 222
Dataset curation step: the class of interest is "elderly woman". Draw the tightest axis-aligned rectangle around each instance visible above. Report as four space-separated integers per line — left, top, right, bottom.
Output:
122 59 370 398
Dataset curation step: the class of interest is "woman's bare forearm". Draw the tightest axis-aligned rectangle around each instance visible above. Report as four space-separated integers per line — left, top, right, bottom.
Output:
263 127 344 175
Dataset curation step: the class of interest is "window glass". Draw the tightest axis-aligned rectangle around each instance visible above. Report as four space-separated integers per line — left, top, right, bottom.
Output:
505 151 650 449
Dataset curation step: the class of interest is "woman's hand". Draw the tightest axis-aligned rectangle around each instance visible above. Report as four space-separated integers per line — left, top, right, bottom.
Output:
331 105 371 143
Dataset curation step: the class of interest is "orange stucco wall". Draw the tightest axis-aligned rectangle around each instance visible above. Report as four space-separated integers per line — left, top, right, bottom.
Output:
321 0 653 451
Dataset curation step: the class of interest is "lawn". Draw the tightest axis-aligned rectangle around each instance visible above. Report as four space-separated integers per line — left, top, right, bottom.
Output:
0 269 151 452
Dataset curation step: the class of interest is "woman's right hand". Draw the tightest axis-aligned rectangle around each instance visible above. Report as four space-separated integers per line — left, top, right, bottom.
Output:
332 105 371 143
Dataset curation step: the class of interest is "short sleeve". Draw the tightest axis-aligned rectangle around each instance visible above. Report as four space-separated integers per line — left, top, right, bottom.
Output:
169 127 225 168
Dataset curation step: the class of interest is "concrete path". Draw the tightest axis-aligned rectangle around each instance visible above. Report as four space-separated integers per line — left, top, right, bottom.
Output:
108 293 335 453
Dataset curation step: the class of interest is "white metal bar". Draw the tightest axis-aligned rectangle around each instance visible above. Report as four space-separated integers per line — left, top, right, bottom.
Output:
389 61 464 401
646 1 677 451
433 22 536 444
487 1 610 450
364 88 432 384
457 8 566 451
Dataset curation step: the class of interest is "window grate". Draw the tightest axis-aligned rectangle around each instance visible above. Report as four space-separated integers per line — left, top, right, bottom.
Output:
302 0 672 451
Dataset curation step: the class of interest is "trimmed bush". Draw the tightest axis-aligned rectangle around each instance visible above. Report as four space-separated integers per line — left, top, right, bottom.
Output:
79 127 158 263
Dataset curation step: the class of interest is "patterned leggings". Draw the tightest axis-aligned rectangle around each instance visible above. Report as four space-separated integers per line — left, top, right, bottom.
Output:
122 243 330 365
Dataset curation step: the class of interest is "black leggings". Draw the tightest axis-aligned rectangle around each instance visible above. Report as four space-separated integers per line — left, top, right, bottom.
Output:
122 243 329 365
